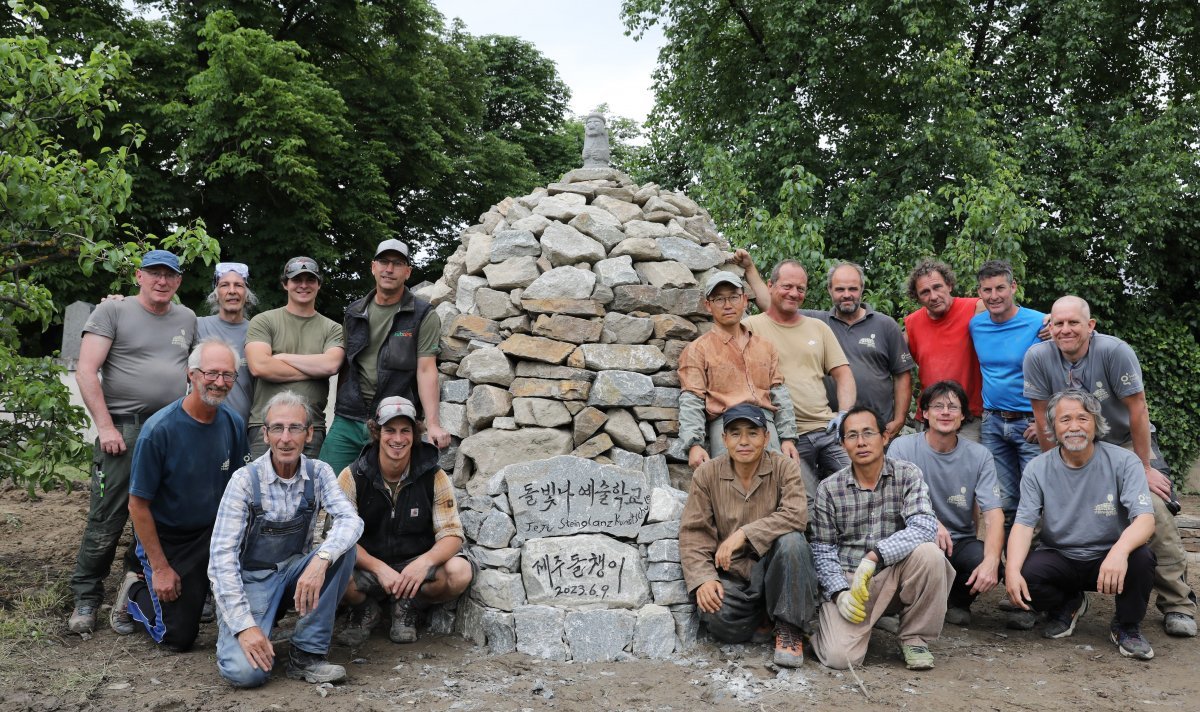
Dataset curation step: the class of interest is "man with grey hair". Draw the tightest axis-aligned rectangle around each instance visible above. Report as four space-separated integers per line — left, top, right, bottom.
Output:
198 262 257 422
113 338 249 646
1023 295 1197 638
1005 389 1157 659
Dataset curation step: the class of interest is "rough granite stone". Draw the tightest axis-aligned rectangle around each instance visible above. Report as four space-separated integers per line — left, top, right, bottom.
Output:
571 432 614 459
531 313 603 344
490 229 540 262
522 265 597 300
460 510 485 541
647 539 680 563
512 397 572 428
522 534 651 608
643 455 671 489
469 569 527 612
540 222 606 266
492 416 518 430
455 596 487 646
509 214 552 236
466 384 512 430
448 314 501 344
656 237 723 271
610 237 662 261
456 346 514 387
473 546 521 572
441 402 468 439
459 427 574 486
565 609 636 662
593 255 641 288
647 562 684 582
653 387 683 408
671 605 700 650
475 287 522 319
646 487 687 523
498 334 576 365
569 209 626 251
604 408 647 453
651 314 699 340
514 362 596 381
634 260 697 289
483 256 541 290
633 605 676 659
580 344 666 374
623 220 669 240
637 520 681 544
572 406 608 445
533 194 586 222
593 194 644 224
483 609 517 655
441 378 471 403
475 508 517 549
520 298 606 317
465 232 494 275
609 447 645 472
600 312 654 345
508 377 591 400
587 371 656 407
650 580 690 606
455 275 488 314
514 605 568 661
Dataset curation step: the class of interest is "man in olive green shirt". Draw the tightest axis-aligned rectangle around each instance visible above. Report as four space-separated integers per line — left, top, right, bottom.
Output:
245 257 344 458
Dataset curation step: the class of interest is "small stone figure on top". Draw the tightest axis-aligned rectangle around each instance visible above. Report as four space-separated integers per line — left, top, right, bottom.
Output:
582 112 611 168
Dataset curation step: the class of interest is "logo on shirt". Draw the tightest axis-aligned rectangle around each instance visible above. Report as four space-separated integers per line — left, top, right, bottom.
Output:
947 487 969 511
171 329 189 350
993 485 1001 499
1094 493 1117 517
410 507 420 517
1093 382 1110 401
858 334 877 350
807 340 817 346
220 458 230 472
1137 493 1149 507
394 330 414 338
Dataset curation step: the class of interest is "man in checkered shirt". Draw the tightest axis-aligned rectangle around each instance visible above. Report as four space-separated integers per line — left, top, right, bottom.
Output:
808 407 954 671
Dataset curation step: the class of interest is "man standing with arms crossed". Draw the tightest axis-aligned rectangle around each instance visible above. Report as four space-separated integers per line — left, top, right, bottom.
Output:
1023 295 1197 638
69 249 196 634
245 257 344 459
319 240 448 475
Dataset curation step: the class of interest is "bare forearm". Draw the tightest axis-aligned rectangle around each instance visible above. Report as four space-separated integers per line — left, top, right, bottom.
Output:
1005 523 1035 575
425 536 463 567
417 358 442 426
129 497 169 570
77 371 113 429
831 366 856 412
245 345 308 382
275 352 341 378
1031 400 1052 451
1125 397 1155 467
891 371 912 426
1112 513 1155 556
982 508 1005 561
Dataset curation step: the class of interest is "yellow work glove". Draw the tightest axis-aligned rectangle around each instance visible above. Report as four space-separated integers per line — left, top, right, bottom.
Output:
836 590 867 624
850 558 877 605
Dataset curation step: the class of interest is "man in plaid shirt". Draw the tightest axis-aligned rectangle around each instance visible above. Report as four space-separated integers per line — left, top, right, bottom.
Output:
809 407 954 671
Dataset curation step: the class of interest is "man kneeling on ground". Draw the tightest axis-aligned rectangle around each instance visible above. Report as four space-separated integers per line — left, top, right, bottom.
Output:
679 403 818 667
208 391 363 687
338 396 475 645
1005 389 1157 659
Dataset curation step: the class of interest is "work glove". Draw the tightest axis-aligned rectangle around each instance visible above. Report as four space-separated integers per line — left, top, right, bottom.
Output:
850 558 876 605
826 410 848 434
836 590 867 624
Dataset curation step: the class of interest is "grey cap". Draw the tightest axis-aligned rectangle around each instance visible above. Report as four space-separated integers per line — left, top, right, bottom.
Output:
704 270 743 296
376 395 417 426
282 256 321 282
375 239 410 260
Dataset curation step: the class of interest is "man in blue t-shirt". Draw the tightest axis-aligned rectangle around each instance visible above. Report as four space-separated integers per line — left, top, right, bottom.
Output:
115 339 249 650
968 260 1044 525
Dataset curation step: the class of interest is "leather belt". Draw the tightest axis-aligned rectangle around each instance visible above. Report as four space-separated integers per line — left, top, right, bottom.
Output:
986 409 1033 421
110 412 150 426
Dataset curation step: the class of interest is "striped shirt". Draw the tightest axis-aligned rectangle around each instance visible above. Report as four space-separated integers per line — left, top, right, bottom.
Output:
208 453 363 635
679 450 808 592
810 458 937 600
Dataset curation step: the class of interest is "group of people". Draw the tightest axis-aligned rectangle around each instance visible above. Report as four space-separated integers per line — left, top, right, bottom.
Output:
678 255 1195 670
67 243 472 688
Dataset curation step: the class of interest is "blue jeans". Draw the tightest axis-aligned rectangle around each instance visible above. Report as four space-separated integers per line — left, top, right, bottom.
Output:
981 411 1041 519
216 548 356 688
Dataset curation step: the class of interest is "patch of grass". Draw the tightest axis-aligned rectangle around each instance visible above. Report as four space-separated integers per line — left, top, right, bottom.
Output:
0 578 69 643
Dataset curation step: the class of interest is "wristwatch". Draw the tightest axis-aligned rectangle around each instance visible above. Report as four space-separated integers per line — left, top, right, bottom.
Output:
316 550 332 562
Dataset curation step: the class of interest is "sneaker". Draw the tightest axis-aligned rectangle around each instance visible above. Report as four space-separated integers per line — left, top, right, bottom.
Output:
69 604 97 634
390 597 420 644
873 614 900 634
1006 610 1039 630
199 592 216 623
110 572 139 635
899 642 935 670
945 606 971 626
1110 619 1155 660
339 599 382 647
1163 612 1197 638
1042 594 1088 639
286 647 347 683
772 621 804 668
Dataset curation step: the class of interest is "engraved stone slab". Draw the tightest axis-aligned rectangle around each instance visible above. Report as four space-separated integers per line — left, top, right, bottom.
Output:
522 534 651 608
503 456 649 539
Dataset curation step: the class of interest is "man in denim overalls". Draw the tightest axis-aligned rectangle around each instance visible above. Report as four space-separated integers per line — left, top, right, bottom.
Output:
207 391 364 687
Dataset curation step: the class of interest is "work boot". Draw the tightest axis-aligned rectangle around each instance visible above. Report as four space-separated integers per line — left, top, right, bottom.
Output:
772 620 804 668
200 592 216 624
390 597 420 644
286 647 347 683
110 572 139 635
69 604 96 634
339 598 382 647
1163 612 1197 638
1042 594 1088 639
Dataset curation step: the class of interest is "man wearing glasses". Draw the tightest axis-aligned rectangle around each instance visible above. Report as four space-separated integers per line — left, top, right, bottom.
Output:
1022 296 1197 638
245 257 344 459
678 271 800 470
810 407 953 671
112 339 249 646
69 249 197 634
319 240 447 475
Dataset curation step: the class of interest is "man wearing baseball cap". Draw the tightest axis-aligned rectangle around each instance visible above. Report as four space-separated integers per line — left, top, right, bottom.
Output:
319 239 447 476
679 402 817 667
678 271 801 470
244 257 344 459
335 395 473 646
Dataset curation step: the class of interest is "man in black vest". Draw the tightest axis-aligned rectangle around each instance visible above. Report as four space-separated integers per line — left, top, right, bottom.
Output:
319 239 449 475
336 396 474 645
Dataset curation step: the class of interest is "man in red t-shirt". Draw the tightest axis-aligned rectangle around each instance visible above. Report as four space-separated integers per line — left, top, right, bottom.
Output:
903 259 985 442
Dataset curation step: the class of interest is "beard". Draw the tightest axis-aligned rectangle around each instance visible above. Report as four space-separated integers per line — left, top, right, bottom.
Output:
200 387 229 407
1060 431 1090 452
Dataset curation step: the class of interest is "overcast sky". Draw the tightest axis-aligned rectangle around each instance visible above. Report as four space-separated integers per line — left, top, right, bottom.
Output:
434 0 665 126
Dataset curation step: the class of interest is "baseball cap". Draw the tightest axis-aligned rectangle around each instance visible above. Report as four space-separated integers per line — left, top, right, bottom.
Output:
282 256 321 282
214 262 250 282
704 271 743 297
141 250 182 274
376 396 417 426
375 239 410 260
722 403 767 430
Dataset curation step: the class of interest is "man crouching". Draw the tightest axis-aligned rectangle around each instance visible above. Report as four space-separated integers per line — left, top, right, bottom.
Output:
337 396 475 645
679 403 818 667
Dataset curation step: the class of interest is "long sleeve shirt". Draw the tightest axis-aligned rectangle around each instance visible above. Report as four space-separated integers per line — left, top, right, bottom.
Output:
679 450 808 592
208 453 364 635
810 458 937 600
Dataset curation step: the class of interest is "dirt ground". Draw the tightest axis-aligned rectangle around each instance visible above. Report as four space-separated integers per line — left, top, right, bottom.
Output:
1 484 1198 712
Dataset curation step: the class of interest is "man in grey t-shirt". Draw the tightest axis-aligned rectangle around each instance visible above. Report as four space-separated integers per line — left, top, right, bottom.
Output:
1023 295 1196 638
196 263 257 422
1005 389 1157 659
889 380 1002 627
69 249 197 634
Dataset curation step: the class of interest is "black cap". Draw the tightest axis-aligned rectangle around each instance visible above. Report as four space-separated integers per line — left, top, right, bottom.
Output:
722 403 767 430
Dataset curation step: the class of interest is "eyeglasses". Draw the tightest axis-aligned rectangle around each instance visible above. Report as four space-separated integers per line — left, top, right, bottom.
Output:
266 423 309 435
927 402 962 413
706 294 744 306
142 269 181 282
375 257 409 269
843 429 880 442
197 370 238 383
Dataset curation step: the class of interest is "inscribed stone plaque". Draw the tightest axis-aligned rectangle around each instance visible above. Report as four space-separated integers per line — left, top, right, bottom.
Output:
521 534 650 608
503 455 650 539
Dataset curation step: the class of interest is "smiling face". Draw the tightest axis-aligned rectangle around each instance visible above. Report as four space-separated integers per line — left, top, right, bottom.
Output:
768 263 808 316
828 265 864 317
136 266 182 309
977 274 1018 320
285 272 321 308
1050 297 1096 361
263 403 313 474
913 271 953 319
721 421 768 466
703 283 747 327
372 251 412 299
190 343 237 408
377 417 416 473
925 390 964 436
1053 397 1096 454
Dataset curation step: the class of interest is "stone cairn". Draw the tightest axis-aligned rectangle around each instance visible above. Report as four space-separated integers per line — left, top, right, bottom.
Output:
412 165 742 661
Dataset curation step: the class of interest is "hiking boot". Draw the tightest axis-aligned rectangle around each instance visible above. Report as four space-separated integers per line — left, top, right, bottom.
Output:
1006 610 1039 630
390 597 420 644
110 572 139 635
945 606 971 626
750 615 773 644
873 614 900 634
339 599 382 647
1042 593 1088 639
899 642 935 670
69 604 97 634
286 647 347 683
1110 618 1155 660
1163 612 1197 638
199 592 216 624
772 621 804 668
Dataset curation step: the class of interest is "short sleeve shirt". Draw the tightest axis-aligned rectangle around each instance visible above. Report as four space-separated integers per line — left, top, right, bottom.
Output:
245 307 344 426
805 307 913 424
1015 442 1153 560
969 307 1044 412
197 316 253 423
888 432 1001 542
743 313 848 433
82 299 197 416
